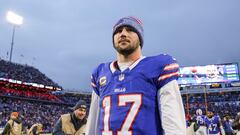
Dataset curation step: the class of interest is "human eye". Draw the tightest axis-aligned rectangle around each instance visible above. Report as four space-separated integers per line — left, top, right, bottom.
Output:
115 27 123 33
126 27 135 32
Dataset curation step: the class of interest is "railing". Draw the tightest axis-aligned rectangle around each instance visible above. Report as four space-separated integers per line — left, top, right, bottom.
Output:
181 87 240 94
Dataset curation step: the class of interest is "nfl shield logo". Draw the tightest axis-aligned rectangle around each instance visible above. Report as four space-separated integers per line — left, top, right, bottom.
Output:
119 74 125 81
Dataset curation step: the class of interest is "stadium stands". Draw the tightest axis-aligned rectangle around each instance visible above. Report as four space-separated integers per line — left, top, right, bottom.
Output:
0 89 91 134
0 59 61 88
182 91 240 117
0 59 91 134
1 58 240 134
0 97 70 133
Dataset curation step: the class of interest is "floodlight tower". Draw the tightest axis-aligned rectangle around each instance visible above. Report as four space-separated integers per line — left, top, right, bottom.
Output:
6 11 23 62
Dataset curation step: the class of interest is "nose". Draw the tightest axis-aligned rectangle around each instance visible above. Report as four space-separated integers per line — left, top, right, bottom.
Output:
119 28 128 37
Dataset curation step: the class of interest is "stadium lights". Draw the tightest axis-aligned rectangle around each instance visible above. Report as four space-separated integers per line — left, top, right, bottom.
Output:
6 11 23 62
6 11 23 25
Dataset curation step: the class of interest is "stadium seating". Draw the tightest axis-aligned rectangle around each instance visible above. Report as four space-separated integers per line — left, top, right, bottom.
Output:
0 59 61 88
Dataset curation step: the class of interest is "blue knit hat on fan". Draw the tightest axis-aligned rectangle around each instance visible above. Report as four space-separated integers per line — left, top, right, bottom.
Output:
73 100 87 110
113 16 144 48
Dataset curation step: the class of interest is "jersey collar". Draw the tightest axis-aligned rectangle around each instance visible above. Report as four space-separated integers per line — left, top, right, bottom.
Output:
110 56 146 73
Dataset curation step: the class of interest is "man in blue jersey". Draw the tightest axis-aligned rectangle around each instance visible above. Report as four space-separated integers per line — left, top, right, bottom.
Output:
204 110 225 135
194 109 207 135
85 16 186 135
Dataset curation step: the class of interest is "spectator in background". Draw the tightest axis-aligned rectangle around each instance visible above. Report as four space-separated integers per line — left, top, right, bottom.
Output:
1 112 23 135
232 112 240 135
194 109 206 135
52 100 87 135
222 115 234 135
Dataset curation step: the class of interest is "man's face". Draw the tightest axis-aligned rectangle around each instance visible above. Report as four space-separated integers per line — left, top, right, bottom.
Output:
207 111 214 118
74 108 86 120
113 26 140 56
10 114 17 120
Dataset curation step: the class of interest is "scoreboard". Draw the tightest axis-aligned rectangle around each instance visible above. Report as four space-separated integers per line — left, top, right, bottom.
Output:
178 63 239 85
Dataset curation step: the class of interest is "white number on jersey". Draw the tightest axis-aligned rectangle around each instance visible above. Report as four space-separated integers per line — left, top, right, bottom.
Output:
102 94 142 135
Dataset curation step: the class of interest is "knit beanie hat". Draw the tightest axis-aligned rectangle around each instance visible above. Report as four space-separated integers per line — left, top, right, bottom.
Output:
113 16 144 48
73 100 87 110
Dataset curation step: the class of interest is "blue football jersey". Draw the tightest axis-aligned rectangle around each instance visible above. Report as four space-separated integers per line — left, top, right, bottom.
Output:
205 115 221 134
91 54 179 135
195 115 205 126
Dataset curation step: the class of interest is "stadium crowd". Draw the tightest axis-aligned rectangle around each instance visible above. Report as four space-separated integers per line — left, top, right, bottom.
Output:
1 85 240 134
0 87 60 102
0 92 91 134
55 92 91 106
183 91 240 118
0 59 60 88
0 59 91 133
1 59 240 134
0 97 69 133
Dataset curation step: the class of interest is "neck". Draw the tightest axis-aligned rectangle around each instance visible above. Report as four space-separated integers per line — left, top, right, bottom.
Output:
117 47 142 64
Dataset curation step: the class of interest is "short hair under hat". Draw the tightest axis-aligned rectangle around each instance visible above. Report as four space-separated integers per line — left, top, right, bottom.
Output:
113 16 144 48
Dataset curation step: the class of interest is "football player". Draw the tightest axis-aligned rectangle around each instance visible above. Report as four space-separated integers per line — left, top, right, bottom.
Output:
194 109 207 135
85 16 186 135
205 109 225 135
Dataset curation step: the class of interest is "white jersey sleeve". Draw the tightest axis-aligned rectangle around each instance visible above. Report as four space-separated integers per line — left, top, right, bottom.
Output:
85 91 100 135
157 80 186 134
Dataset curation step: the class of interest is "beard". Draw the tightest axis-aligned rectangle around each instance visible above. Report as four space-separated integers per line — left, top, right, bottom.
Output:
113 42 139 56
207 115 213 118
